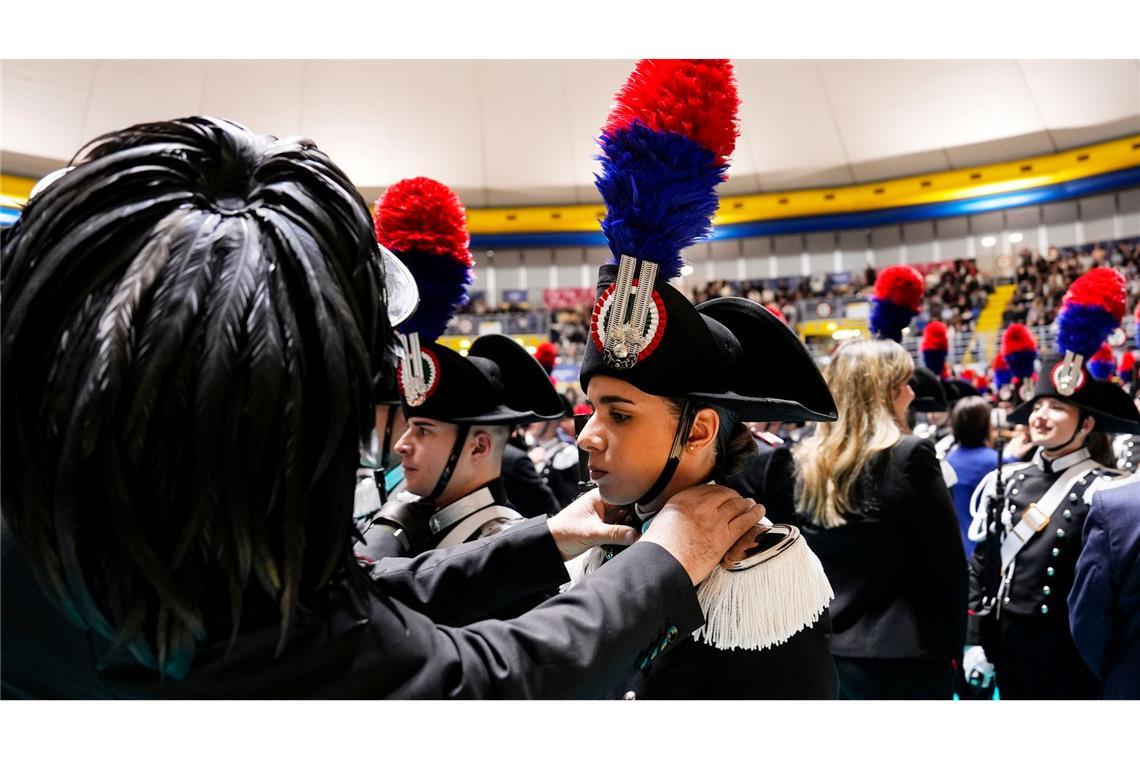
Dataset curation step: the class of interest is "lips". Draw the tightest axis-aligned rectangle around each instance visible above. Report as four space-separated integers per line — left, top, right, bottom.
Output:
589 468 608 481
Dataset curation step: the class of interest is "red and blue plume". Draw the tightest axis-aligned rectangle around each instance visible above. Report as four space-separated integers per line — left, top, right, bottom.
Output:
992 353 1012 389
1120 350 1135 383
870 265 924 342
1056 268 1126 359
1135 303 1140 350
1088 343 1117 380
1000 323 1038 380
920 321 949 376
595 59 740 280
374 177 474 341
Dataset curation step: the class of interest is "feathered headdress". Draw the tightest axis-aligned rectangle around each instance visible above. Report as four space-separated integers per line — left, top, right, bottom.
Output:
1000 323 1038 381
920 321 949 377
595 59 739 282
992 353 1012 390
374 177 473 406
1053 268 1126 395
870 266 924 342
534 341 559 374
1120 350 1135 384
375 177 472 342
1088 343 1117 380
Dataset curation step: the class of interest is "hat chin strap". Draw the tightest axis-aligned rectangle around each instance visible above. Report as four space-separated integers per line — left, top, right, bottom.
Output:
425 424 471 504
632 401 697 509
1043 411 1088 453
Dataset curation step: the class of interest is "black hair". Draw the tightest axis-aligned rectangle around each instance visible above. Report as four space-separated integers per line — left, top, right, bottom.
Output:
1 117 391 678
664 398 757 482
950 396 993 448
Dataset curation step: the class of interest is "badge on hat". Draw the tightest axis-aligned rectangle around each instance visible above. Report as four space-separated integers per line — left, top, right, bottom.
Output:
591 259 667 370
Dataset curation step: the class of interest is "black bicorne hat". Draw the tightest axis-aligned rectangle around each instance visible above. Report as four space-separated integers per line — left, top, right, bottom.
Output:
400 334 564 426
942 377 981 404
578 264 837 423
1006 353 1140 434
909 366 950 413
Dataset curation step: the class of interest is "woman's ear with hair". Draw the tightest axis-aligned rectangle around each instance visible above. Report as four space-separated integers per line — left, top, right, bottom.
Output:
687 407 721 452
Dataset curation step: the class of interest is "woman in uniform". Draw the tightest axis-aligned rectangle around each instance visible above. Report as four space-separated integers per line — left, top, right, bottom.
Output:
564 59 840 699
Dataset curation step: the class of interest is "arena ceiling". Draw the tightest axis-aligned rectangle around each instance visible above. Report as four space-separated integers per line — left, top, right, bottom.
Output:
3 59 1140 208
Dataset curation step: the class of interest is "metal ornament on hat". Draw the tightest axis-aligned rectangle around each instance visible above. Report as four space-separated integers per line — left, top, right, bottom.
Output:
1052 351 1085 397
396 331 438 407
599 255 661 370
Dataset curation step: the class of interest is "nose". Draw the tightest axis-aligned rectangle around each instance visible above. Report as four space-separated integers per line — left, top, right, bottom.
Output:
394 427 413 457
577 412 604 455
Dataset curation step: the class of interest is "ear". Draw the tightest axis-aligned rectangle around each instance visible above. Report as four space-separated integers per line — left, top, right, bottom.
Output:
468 428 495 462
687 407 720 452
1082 415 1096 434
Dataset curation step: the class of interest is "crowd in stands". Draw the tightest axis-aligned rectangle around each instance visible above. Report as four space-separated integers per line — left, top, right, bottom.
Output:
1003 237 1140 328
459 236 1140 367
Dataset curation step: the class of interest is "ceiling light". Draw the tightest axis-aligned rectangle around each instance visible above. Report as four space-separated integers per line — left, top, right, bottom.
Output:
980 236 996 248
1008 232 1023 243
679 265 695 276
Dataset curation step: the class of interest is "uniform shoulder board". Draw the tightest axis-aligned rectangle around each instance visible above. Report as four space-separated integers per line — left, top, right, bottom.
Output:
1082 467 1129 504
551 444 579 471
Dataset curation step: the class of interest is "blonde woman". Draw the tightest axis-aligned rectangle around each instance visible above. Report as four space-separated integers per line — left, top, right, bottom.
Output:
795 338 967 699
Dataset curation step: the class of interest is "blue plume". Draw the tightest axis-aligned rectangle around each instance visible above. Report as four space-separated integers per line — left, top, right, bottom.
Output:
994 366 1013 388
869 298 916 343
396 252 472 342
595 122 724 280
1056 303 1118 359
922 348 947 377
1006 349 1036 380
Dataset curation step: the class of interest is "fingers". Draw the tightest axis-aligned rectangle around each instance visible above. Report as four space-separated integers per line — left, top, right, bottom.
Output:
607 524 639 546
726 502 767 536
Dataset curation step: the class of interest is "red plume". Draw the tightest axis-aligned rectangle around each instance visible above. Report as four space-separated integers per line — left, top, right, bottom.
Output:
1001 323 1037 356
1121 351 1135 372
765 303 787 323
920 321 948 351
1090 343 1115 364
873 265 924 311
534 341 559 372
374 177 472 267
992 354 1009 371
1062 267 1127 321
603 59 740 164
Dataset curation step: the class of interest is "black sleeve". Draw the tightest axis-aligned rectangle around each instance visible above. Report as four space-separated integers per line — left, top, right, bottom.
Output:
366 516 570 626
901 437 970 656
501 445 561 518
376 539 706 698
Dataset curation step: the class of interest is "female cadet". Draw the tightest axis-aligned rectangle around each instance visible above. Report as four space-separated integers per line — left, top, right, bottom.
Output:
794 266 969 699
565 59 840 699
965 268 1140 699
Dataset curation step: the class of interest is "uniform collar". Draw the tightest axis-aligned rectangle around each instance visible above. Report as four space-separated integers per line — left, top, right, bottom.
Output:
427 479 509 536
1033 446 1091 475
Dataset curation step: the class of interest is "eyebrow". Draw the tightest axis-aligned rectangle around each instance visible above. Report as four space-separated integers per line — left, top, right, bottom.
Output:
410 420 437 429
598 395 636 406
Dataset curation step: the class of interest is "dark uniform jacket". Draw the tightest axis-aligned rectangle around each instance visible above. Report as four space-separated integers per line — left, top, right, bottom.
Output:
801 435 968 661
1 516 704 699
502 444 561 518
1069 477 1140 699
967 447 1121 698
724 437 797 526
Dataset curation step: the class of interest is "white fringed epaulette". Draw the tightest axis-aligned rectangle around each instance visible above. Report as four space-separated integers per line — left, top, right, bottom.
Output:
561 530 834 652
692 533 833 651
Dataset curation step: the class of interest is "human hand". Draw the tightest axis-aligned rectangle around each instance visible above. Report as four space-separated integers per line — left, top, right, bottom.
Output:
963 645 995 690
547 488 638 562
641 484 765 585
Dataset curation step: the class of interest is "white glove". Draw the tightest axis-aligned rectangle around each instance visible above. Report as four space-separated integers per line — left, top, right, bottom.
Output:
963 645 995 689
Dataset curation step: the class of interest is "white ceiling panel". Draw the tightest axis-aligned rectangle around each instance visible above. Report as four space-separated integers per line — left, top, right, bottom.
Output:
4 60 1138 207
2 60 97 160
200 60 304 139
819 60 1044 163
1018 60 1140 129
83 60 206 141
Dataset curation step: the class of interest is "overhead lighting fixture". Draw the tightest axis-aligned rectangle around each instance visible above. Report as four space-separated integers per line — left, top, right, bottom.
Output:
679 265 695 276
980 236 996 248
1008 232 1023 243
